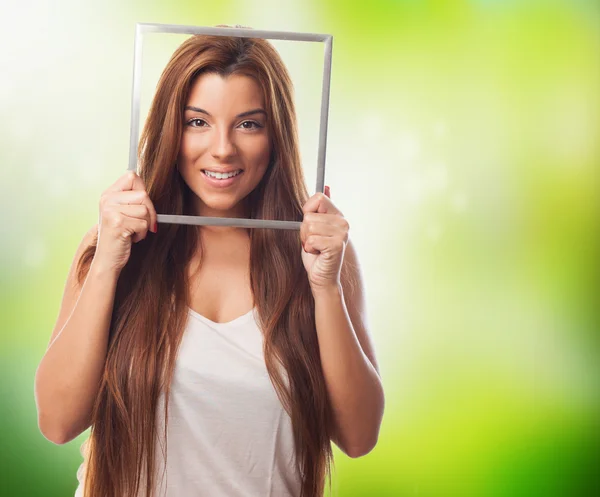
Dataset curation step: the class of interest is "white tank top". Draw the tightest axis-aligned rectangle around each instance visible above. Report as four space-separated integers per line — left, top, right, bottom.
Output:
74 306 301 497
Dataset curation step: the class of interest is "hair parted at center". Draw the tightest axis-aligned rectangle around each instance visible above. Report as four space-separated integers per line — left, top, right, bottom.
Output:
76 30 354 497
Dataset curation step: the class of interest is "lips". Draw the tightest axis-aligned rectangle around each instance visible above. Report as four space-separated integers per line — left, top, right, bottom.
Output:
201 169 244 188
201 168 243 174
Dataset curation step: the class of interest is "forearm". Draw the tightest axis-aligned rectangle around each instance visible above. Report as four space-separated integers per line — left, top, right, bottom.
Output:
313 284 384 457
35 261 119 443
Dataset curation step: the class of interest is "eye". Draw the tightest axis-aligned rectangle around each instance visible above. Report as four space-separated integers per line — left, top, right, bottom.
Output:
187 118 209 128
238 120 262 130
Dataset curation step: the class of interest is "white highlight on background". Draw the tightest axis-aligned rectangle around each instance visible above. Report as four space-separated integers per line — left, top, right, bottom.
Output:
397 131 421 162
426 222 442 242
433 119 447 139
451 192 469 213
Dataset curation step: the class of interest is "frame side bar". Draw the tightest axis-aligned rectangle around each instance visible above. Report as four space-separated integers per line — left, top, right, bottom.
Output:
316 35 333 193
128 24 144 172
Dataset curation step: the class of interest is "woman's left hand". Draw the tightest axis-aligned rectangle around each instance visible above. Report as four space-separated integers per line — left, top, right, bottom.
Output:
300 186 350 293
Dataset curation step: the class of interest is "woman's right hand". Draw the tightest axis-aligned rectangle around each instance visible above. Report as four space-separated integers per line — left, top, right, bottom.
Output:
94 170 158 274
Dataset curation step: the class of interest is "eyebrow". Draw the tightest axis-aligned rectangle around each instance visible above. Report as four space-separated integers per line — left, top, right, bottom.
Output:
184 106 267 118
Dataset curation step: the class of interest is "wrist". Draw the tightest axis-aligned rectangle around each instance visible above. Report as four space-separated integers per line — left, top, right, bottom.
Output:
89 258 122 281
310 282 343 300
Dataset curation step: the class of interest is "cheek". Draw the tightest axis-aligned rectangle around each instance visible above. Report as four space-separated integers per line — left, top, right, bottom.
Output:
180 134 208 161
246 135 271 163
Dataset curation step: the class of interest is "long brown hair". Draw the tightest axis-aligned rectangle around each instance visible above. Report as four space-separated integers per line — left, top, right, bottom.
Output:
76 33 353 497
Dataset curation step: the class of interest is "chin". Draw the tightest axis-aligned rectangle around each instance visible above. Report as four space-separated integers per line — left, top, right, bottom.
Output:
196 196 244 216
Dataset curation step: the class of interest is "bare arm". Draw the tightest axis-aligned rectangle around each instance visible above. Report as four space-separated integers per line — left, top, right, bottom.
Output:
313 237 385 458
34 224 120 445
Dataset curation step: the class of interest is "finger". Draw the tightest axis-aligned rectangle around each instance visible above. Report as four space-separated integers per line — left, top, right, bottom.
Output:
100 190 156 231
104 170 147 194
108 204 150 221
116 215 150 244
325 185 330 198
301 213 349 246
101 209 150 243
302 192 341 216
103 190 148 206
302 219 347 242
101 204 149 228
303 234 344 255
130 217 151 243
120 216 150 244
103 189 157 232
303 212 349 229
300 216 341 242
118 203 154 235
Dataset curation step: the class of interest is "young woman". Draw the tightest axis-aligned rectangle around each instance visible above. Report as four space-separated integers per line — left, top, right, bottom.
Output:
35 32 384 497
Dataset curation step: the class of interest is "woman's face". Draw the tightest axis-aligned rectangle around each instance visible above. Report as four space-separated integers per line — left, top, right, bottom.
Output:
178 72 271 218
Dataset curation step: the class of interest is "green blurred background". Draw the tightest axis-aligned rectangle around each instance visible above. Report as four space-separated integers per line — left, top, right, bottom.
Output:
1 0 598 495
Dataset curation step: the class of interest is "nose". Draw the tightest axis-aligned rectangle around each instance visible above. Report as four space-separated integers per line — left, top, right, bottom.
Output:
210 126 237 161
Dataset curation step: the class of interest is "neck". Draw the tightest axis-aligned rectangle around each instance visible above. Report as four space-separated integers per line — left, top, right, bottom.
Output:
195 221 251 245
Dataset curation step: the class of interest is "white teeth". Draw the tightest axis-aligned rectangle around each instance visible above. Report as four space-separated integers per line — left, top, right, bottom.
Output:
204 170 242 179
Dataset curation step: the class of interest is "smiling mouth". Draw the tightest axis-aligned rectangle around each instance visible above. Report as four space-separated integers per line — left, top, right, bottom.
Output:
201 169 244 179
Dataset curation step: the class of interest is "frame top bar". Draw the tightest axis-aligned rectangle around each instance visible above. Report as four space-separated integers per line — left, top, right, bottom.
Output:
136 22 332 43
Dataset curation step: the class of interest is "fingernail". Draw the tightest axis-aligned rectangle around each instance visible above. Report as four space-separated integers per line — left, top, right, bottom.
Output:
153 222 158 233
